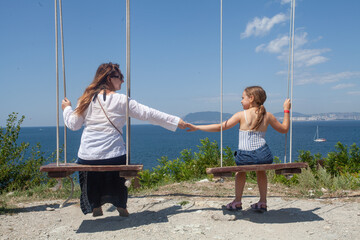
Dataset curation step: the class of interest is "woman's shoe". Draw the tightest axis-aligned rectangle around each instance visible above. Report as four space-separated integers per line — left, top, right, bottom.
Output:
226 201 242 211
92 207 103 217
250 202 267 213
117 207 129 217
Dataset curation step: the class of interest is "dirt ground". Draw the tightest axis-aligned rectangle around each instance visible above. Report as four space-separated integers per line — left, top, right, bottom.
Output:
1 180 359 240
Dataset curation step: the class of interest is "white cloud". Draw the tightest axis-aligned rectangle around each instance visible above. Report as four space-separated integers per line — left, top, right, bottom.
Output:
332 83 356 90
241 13 287 39
257 32 308 53
281 0 292 4
256 35 288 53
296 72 360 85
347 91 360 95
293 49 330 67
255 44 266 53
257 32 330 67
294 32 308 49
276 70 287 75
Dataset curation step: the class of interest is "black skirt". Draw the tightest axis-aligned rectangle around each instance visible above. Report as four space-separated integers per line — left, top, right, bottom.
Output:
77 155 127 215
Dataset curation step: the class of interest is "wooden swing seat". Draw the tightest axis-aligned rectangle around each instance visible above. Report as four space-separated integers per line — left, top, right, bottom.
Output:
40 163 143 179
206 162 308 177
40 163 143 208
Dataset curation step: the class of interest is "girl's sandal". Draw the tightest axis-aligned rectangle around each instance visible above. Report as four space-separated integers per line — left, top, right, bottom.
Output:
226 201 242 211
250 202 267 213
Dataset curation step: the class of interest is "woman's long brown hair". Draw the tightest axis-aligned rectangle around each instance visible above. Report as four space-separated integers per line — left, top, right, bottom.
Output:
74 62 123 115
244 86 267 130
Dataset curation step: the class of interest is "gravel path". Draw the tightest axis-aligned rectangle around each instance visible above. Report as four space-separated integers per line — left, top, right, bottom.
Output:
1 192 359 240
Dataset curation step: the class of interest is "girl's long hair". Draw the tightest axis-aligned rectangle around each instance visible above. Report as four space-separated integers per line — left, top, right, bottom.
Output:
244 86 267 130
74 62 123 115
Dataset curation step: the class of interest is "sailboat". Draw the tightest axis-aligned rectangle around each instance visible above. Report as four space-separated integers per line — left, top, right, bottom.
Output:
314 126 326 142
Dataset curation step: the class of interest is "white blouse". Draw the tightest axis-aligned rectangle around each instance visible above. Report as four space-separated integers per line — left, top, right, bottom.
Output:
63 93 180 160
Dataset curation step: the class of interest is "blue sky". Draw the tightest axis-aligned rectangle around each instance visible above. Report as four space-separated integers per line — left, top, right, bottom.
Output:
1 0 359 127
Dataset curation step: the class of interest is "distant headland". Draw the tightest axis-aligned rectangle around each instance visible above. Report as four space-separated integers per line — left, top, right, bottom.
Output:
183 111 360 123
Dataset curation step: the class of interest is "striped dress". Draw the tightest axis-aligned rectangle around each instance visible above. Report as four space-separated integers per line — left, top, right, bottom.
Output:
238 110 266 151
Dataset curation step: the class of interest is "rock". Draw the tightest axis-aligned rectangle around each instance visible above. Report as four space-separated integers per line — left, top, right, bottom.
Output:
215 178 224 183
198 179 209 183
211 213 237 221
46 207 55 211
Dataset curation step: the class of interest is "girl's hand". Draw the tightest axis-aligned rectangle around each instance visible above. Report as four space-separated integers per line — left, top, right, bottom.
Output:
62 97 72 110
284 99 291 111
185 123 199 132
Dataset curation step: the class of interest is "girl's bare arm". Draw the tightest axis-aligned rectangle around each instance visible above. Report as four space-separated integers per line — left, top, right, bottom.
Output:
186 112 241 132
268 99 291 134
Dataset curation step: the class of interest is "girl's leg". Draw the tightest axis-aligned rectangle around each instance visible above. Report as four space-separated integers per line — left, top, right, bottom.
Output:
227 172 246 210
235 172 246 202
256 170 267 204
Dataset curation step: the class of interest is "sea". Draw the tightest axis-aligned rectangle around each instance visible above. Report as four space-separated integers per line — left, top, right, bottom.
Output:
17 121 360 170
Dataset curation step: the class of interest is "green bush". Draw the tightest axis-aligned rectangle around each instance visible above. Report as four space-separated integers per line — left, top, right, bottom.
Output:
297 150 323 172
0 113 53 192
138 138 235 188
325 142 360 176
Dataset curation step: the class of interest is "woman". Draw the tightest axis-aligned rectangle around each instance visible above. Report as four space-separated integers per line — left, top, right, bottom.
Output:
62 62 186 217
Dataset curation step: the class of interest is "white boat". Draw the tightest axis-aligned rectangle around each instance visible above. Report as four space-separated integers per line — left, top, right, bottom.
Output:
314 126 326 142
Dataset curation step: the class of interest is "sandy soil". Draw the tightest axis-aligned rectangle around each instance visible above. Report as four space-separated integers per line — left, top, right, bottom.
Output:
1 180 359 240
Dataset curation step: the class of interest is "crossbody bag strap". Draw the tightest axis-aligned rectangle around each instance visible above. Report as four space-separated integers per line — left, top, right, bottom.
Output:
97 96 123 137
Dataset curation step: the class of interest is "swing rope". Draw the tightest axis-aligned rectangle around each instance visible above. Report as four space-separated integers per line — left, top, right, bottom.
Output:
59 0 67 164
220 0 223 167
54 0 130 166
126 0 130 166
55 0 67 166
219 0 295 165
55 0 59 166
284 0 295 163
289 0 296 163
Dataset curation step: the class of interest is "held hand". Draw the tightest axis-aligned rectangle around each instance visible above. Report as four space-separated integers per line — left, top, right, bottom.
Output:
177 119 187 129
61 97 72 110
283 99 291 111
185 123 199 132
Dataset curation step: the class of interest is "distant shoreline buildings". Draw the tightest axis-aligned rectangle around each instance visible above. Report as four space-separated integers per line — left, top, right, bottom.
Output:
275 112 360 121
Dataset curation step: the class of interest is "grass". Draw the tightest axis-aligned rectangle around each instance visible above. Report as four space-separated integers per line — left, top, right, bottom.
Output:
1 169 359 215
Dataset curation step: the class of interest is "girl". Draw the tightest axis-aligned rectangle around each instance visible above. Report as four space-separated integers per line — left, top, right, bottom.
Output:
186 86 291 212
62 62 186 217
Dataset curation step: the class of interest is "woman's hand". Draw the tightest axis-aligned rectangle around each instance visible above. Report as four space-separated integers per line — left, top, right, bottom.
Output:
177 119 187 129
61 97 72 110
283 99 291 111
